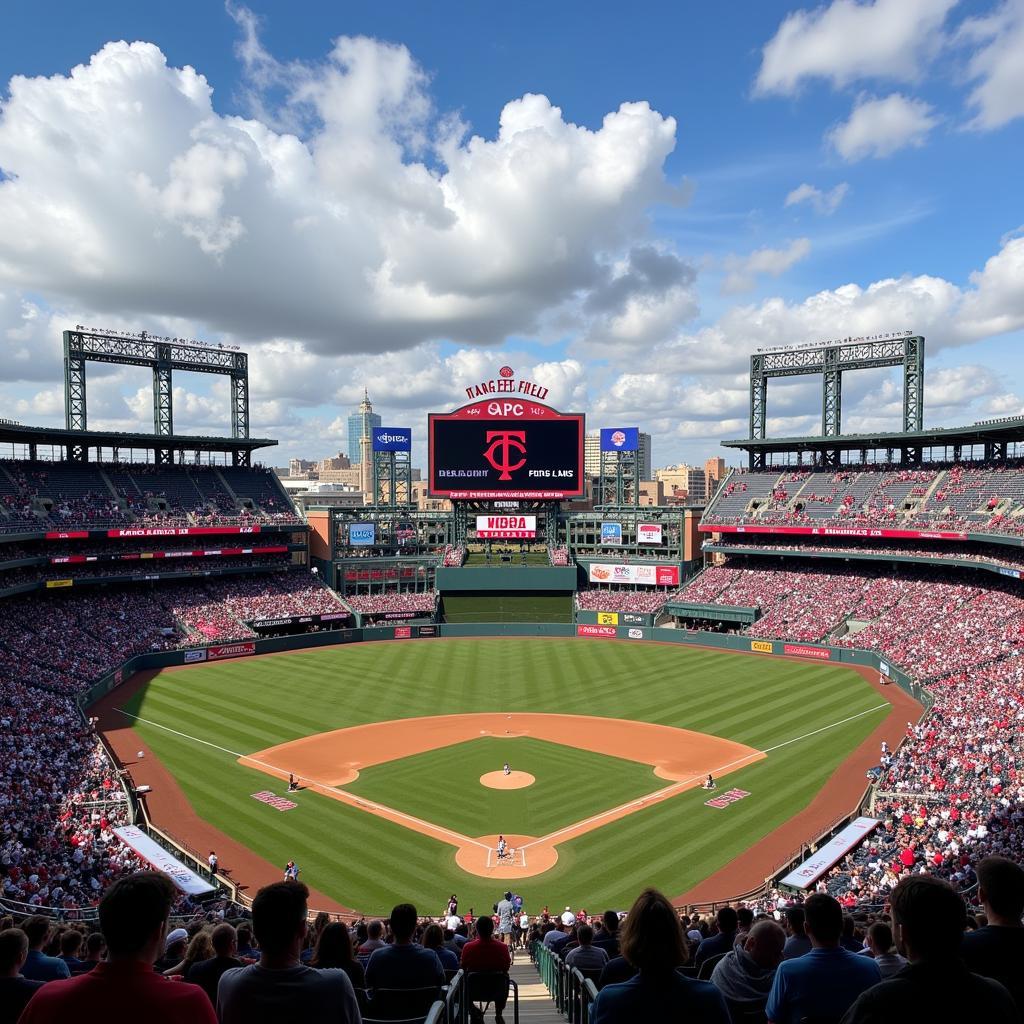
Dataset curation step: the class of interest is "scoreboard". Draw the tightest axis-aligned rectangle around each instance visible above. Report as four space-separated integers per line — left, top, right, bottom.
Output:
429 399 585 500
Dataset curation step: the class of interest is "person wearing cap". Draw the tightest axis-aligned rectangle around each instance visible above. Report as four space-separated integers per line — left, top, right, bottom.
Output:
18 872 216 1024
561 907 576 927
155 927 189 973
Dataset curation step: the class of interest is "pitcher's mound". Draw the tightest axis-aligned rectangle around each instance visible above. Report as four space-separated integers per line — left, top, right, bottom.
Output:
480 770 535 790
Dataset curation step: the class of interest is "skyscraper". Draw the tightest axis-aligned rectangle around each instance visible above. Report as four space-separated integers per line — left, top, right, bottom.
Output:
346 390 381 464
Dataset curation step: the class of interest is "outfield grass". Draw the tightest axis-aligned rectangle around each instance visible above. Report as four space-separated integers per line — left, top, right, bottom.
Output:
121 638 886 912
346 737 660 837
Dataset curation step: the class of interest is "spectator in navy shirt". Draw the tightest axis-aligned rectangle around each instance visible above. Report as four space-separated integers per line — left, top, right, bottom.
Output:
766 894 880 1024
365 903 444 1005
592 911 620 958
694 906 739 969
0 928 44 1024
960 855 1024 1015
422 924 459 973
19 918 70 983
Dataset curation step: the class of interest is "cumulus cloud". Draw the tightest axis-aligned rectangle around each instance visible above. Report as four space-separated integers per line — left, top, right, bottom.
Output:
0 32 684 357
828 93 939 161
755 0 957 96
959 0 1024 130
784 182 849 215
721 238 811 295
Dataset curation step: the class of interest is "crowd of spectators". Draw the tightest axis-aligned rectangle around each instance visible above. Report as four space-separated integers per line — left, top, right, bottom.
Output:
342 591 438 617
548 546 569 566
0 570 348 914
439 545 466 567
576 589 668 613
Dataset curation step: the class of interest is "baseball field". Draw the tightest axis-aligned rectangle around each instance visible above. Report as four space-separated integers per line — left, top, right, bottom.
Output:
102 637 904 914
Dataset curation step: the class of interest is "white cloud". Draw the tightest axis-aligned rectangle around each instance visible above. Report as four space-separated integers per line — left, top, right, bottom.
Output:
784 182 849 215
755 0 957 96
959 0 1024 130
828 93 939 161
0 34 684 357
721 238 811 295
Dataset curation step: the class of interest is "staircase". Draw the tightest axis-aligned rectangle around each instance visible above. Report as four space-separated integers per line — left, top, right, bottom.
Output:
511 961 562 1023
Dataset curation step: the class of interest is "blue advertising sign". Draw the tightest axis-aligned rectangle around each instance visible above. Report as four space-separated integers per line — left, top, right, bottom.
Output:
372 427 412 452
349 522 376 546
600 427 639 452
601 522 623 545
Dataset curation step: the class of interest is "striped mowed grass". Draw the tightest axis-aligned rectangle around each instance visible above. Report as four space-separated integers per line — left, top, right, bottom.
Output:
121 638 886 913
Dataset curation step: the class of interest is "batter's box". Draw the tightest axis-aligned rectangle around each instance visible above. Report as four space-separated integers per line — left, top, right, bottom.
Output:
486 844 527 869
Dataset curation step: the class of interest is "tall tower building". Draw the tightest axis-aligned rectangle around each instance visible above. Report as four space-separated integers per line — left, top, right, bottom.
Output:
357 390 374 495
347 390 381 464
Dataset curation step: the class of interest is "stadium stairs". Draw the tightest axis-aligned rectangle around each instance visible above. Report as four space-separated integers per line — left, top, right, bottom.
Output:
513 960 561 1022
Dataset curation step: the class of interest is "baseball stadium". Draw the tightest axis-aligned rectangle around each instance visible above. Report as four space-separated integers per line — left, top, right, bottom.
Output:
3 326 1024 1020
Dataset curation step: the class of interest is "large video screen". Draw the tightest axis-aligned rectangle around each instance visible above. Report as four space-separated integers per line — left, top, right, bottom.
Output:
429 411 584 499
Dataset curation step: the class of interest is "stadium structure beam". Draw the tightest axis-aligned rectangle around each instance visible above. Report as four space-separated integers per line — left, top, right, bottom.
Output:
747 335 925 467
62 328 250 440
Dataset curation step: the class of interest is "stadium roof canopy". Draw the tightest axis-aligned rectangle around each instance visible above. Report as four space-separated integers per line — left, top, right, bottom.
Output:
722 417 1024 468
0 420 276 464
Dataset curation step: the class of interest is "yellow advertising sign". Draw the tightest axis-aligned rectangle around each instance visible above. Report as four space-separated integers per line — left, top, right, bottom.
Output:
597 612 619 626
751 640 773 654
46 579 73 588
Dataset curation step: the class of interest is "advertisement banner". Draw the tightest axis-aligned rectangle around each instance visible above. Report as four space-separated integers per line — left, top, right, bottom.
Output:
183 649 207 663
394 626 412 639
600 522 623 545
349 522 376 546
577 624 617 638
106 526 263 538
417 625 438 637
113 826 216 895
599 427 639 452
779 817 879 889
701 524 968 542
637 523 663 544
597 612 619 625
627 628 645 639
50 545 289 566
207 642 256 661
474 515 537 539
372 427 412 452
45 579 73 588
783 643 832 660
44 531 89 540
621 613 649 625
588 563 680 586
751 640 774 654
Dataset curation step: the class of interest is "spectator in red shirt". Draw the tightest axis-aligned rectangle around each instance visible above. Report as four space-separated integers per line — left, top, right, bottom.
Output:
18 871 216 1024
461 915 512 1024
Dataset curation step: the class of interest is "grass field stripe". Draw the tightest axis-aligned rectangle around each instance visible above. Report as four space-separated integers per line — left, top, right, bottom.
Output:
118 709 248 759
759 703 891 754
521 701 890 850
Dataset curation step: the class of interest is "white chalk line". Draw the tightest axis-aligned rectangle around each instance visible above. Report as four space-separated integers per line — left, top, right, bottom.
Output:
520 702 891 850
117 708 491 852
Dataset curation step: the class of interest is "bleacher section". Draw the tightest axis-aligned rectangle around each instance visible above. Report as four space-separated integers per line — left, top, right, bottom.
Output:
702 462 1024 537
0 460 300 532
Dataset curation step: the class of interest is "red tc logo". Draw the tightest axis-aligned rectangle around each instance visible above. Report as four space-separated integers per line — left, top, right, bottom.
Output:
483 430 527 480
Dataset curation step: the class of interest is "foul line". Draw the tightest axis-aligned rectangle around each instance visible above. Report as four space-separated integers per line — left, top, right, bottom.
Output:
520 702 891 851
116 708 491 852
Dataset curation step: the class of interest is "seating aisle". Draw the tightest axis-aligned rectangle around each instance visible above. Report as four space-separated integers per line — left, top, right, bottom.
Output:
511 960 562 1023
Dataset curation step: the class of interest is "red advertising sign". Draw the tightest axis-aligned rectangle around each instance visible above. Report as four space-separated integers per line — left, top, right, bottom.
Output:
45 531 89 540
50 545 288 565
701 524 968 542
107 526 263 538
656 565 680 586
393 626 412 639
783 644 832 660
577 624 617 638
207 642 256 661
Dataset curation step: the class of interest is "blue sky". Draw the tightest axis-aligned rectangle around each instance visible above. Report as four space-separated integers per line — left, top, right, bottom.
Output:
0 0 1022 469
